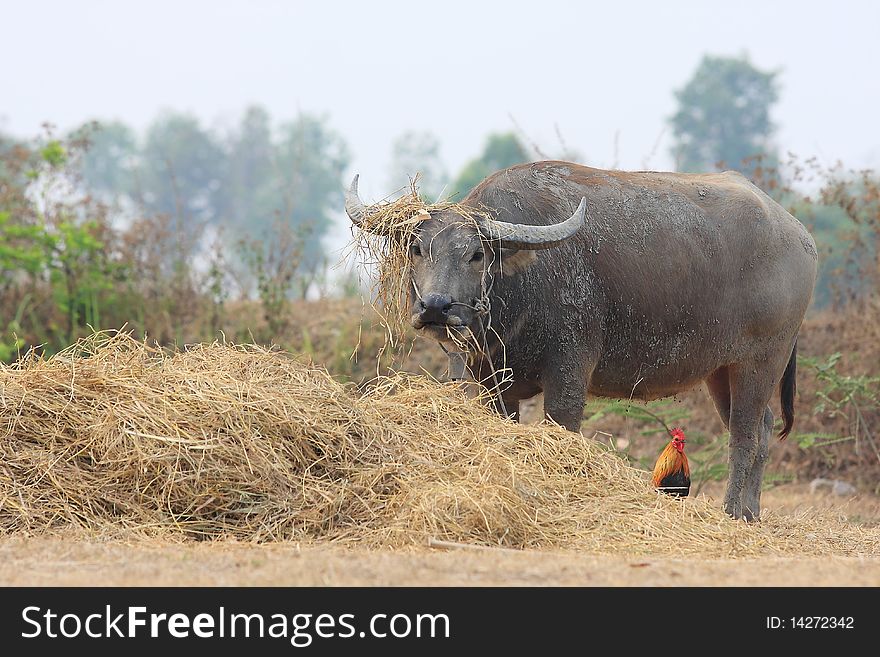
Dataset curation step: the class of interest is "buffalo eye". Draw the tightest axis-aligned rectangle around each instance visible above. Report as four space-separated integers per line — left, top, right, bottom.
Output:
470 250 484 263
411 243 422 257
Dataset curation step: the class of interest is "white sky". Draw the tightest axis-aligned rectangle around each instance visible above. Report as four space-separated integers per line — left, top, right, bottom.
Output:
2 0 879 250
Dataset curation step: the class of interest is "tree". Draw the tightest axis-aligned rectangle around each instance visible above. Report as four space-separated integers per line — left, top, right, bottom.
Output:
137 112 226 228
75 120 139 199
450 132 531 199
218 105 276 228
387 131 448 202
0 129 122 349
670 55 779 174
0 131 20 163
272 114 349 261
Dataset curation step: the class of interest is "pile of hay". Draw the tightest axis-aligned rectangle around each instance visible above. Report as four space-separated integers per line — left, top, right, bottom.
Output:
1 333 877 557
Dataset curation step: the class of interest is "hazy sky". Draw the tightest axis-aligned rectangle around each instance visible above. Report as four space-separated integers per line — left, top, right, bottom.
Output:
2 0 879 210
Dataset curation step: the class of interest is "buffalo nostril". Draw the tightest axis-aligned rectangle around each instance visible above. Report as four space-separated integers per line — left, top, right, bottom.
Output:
419 294 454 323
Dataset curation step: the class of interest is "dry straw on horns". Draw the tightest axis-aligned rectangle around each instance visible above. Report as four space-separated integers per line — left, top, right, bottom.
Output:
344 177 494 358
1 331 877 557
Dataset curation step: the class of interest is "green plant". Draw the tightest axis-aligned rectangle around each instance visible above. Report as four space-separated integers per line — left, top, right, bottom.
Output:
205 233 228 337
238 221 309 342
798 353 880 463
44 219 115 342
0 211 45 275
585 397 690 437
584 398 729 494
0 127 129 352
0 296 30 362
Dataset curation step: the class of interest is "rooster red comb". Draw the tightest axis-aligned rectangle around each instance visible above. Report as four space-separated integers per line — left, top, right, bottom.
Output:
670 428 686 442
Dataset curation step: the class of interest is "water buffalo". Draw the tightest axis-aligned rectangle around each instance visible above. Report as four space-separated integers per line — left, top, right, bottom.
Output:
345 161 818 520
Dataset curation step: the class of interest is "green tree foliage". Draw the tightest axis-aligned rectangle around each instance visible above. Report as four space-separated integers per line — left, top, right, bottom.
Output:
814 172 880 303
788 199 865 307
76 120 138 198
387 131 448 202
139 112 226 228
0 131 15 151
238 220 307 341
270 114 349 263
72 108 349 271
670 55 779 173
219 105 276 229
450 132 531 199
0 211 44 276
45 220 116 342
0 129 123 351
755 158 880 307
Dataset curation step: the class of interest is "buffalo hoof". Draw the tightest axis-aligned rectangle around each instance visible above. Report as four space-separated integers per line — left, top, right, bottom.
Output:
723 498 743 521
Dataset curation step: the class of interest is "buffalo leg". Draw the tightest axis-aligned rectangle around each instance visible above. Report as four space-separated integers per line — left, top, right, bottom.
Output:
724 352 789 520
543 390 585 432
742 406 773 521
494 393 520 422
705 366 731 430
542 357 591 432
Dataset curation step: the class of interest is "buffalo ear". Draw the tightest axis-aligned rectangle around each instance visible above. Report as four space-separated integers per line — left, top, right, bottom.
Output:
490 248 538 276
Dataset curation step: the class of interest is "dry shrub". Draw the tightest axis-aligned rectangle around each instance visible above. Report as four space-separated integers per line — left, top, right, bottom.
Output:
1 332 877 557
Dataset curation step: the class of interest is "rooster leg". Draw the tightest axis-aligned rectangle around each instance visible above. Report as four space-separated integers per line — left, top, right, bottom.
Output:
742 407 773 521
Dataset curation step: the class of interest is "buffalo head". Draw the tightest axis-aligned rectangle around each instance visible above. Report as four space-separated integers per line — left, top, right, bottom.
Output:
346 175 586 342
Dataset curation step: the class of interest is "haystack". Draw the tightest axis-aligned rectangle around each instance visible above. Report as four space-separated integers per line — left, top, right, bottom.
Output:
0 332 877 557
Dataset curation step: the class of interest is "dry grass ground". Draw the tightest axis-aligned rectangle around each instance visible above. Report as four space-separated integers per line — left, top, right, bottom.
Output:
1 484 877 586
2 539 879 586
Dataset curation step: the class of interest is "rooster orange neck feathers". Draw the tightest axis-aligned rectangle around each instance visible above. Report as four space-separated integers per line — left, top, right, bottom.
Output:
652 428 691 497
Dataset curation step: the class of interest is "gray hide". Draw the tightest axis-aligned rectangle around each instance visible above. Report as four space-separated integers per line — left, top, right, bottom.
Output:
346 161 818 520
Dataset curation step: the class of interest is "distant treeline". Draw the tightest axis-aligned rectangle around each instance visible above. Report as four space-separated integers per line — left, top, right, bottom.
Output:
0 53 877 360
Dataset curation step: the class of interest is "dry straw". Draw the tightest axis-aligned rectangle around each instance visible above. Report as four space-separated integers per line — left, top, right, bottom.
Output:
1 331 877 557
345 179 496 360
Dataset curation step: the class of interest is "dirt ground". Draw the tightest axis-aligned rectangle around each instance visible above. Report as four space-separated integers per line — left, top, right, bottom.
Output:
1 484 878 587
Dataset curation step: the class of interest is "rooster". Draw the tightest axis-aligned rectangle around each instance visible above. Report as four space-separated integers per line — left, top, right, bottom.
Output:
652 428 690 497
